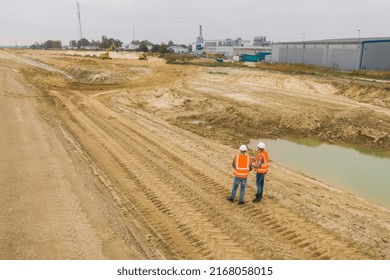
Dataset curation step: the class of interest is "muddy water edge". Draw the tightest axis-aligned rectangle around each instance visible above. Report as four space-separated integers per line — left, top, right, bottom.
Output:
249 138 390 209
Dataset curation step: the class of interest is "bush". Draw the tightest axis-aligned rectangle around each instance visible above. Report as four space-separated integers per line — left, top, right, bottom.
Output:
162 53 197 64
352 69 390 80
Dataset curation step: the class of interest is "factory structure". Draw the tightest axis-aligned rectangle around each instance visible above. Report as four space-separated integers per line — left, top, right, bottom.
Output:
271 37 390 70
192 25 271 60
194 25 390 70
66 5 390 72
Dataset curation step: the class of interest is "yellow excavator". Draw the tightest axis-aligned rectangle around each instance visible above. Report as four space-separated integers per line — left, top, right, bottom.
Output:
99 43 116 59
138 53 147 60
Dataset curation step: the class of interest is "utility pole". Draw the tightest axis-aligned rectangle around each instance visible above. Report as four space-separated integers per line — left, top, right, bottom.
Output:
302 33 305 64
357 29 362 69
357 29 361 44
76 2 83 40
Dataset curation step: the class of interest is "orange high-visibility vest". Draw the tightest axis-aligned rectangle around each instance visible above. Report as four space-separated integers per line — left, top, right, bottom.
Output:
254 150 269 174
233 154 251 178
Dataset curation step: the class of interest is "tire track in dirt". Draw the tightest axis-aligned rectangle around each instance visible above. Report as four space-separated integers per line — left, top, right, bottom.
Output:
63 91 254 259
49 91 183 259
119 100 372 259
19 54 376 259
64 90 371 259
56 126 158 259
107 96 372 259
5 51 390 260
52 91 225 259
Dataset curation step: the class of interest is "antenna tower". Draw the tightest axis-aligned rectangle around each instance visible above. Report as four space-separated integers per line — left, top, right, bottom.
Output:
76 2 83 40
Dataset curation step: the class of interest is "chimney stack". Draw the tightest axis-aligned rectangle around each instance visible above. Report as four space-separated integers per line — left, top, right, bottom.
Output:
196 25 204 44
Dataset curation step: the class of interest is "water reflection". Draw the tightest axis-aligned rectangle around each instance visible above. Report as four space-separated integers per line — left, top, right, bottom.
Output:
249 138 390 209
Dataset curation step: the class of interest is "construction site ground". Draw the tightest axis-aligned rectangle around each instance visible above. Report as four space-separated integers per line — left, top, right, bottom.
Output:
1 49 390 260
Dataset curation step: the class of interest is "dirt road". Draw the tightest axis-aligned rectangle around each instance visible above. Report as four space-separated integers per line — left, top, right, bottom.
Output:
1 49 390 260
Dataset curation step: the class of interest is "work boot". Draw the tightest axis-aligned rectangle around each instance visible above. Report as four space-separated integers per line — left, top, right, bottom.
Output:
227 196 234 202
238 201 245 205
252 197 262 203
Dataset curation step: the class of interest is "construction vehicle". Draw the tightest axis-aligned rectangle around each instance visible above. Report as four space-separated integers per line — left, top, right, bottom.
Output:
239 54 259 62
239 51 272 62
138 53 147 60
99 43 116 59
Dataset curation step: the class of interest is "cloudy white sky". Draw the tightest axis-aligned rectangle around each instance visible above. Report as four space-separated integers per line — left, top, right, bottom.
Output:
1 0 389 46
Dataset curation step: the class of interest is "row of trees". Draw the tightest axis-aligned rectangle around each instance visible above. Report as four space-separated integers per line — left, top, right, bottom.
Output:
29 36 123 50
137 40 171 53
135 40 191 53
29 35 191 53
69 36 123 49
30 40 62 49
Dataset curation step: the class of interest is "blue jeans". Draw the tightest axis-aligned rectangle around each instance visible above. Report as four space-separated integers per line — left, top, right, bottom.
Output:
256 172 265 198
230 177 247 202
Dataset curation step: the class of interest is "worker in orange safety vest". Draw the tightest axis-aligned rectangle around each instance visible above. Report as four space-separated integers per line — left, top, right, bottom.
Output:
227 145 253 205
252 141 269 203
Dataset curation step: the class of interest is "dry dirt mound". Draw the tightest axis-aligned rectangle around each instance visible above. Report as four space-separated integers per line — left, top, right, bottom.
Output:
64 66 131 84
335 81 390 108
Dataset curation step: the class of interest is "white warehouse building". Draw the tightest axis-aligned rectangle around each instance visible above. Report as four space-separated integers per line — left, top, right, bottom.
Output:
271 37 390 70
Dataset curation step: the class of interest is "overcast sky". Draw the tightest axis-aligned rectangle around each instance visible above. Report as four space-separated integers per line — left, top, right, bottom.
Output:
1 0 389 46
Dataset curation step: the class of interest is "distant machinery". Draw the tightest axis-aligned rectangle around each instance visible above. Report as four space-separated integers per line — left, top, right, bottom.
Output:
138 53 147 60
99 43 116 59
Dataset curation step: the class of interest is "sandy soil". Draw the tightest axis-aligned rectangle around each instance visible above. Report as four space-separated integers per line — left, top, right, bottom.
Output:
1 49 390 260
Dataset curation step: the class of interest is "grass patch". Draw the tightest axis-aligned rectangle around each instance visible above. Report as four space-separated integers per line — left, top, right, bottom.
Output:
255 62 339 75
161 54 390 81
256 63 390 80
160 53 197 64
352 69 390 80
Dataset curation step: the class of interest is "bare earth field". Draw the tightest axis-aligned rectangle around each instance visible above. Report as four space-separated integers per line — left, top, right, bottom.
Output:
1 49 390 260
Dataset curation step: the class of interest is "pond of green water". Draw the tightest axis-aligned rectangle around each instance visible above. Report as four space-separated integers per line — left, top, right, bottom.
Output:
249 138 390 209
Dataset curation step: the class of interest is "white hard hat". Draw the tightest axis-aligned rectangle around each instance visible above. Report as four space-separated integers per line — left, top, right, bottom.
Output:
257 142 266 149
239 145 248 151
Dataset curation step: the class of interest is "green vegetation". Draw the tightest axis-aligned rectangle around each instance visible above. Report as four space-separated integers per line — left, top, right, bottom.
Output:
255 62 339 75
34 36 123 50
30 40 62 49
160 53 197 64
352 69 390 80
258 63 390 81
162 55 390 81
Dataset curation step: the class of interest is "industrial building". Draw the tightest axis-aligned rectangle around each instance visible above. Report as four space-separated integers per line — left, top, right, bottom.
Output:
192 25 271 58
202 38 271 59
271 37 390 70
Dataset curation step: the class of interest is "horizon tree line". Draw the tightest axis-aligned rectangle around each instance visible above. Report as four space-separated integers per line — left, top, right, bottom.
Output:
30 36 192 53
